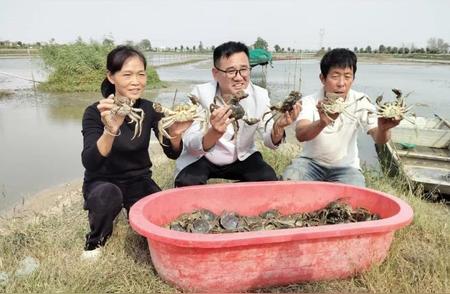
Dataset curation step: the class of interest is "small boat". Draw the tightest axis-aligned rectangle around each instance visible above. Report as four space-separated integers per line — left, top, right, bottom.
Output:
375 114 450 195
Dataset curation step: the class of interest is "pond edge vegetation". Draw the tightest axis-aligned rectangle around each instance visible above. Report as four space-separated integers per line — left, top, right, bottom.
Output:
38 41 164 93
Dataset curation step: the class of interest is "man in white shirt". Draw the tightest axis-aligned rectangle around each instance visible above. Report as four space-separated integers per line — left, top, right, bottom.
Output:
175 41 301 187
282 48 400 187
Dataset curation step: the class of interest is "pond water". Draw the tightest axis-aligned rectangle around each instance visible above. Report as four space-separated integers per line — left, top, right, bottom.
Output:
1 56 449 212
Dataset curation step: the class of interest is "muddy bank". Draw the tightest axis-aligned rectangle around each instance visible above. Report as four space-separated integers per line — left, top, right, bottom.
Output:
0 179 83 220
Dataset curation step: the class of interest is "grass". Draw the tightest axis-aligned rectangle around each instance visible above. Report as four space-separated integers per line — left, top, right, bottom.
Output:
0 48 39 56
0 90 13 98
0 143 449 293
37 41 163 92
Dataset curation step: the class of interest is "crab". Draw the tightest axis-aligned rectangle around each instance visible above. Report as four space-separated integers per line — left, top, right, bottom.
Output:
320 93 362 121
375 88 415 123
154 94 207 145
209 90 260 139
167 200 379 234
262 90 302 131
219 211 242 232
169 209 217 233
110 95 145 140
319 92 372 131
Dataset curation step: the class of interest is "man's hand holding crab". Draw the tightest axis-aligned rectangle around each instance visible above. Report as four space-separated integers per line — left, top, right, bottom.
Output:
378 116 401 132
271 101 302 144
202 105 234 151
316 100 339 127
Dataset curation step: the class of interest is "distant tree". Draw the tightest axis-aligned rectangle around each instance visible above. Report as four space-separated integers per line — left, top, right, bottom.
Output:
365 46 372 53
186 46 190 51
211 45 215 51
180 45 184 52
386 46 392 54
253 37 268 50
125 40 134 47
102 38 114 47
287 47 291 52
391 47 398 54
193 45 196 52
274 44 281 52
427 37 449 53
399 47 410 54
353 47 358 53
198 41 204 52
378 44 386 53
174 47 178 52
138 39 151 51
17 41 23 47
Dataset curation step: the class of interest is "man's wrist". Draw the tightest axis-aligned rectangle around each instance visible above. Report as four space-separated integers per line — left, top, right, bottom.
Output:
272 124 284 137
209 126 225 138
317 119 328 129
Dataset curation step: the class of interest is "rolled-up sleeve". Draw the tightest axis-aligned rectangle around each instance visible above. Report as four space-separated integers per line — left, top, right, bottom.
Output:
259 93 282 150
361 96 378 133
81 105 106 171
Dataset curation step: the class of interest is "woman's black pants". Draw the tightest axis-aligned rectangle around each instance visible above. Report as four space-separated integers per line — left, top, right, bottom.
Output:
82 176 160 250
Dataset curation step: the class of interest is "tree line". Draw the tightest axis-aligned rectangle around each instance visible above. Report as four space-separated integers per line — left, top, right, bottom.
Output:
1 36 449 54
254 36 450 55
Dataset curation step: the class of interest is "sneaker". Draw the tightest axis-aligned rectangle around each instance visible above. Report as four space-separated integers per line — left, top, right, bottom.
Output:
80 247 102 262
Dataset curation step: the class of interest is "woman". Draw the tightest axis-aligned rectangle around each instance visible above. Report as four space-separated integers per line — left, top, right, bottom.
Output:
81 45 191 259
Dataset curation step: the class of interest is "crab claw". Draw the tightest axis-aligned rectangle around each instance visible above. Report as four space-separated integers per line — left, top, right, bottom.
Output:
375 95 384 105
235 90 249 100
187 94 200 105
392 88 402 98
153 102 163 113
243 117 260 125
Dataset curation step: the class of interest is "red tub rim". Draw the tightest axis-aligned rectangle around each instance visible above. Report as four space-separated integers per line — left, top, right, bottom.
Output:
129 181 413 248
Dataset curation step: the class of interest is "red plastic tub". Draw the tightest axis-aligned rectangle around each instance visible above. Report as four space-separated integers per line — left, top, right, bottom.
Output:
129 181 413 292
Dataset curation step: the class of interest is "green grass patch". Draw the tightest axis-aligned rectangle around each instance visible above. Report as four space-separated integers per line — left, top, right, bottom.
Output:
0 142 449 292
38 41 162 92
0 48 39 56
0 90 13 98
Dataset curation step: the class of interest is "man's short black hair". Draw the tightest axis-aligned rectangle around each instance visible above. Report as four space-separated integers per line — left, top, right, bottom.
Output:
213 41 249 67
320 48 357 78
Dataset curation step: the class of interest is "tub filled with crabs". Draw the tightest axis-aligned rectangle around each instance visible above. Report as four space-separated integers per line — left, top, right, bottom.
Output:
129 181 413 293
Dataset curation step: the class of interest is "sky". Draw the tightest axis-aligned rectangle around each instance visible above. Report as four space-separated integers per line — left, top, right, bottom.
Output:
1 0 449 50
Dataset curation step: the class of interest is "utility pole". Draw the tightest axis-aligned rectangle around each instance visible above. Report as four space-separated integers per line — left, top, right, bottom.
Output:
319 28 325 51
